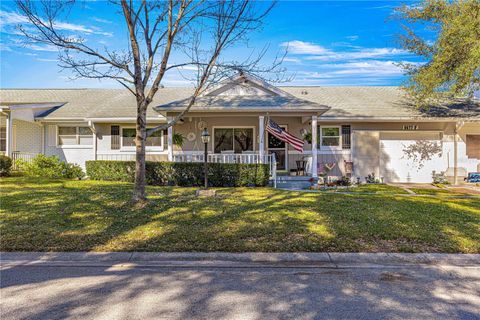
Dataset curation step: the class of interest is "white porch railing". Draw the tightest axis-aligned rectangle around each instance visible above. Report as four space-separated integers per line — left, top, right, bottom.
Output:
97 153 136 161
11 151 38 170
95 152 278 186
173 153 277 182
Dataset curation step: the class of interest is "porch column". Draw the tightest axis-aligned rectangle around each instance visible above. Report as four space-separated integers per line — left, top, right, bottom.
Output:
311 115 318 178
259 115 265 163
167 117 173 161
5 113 12 157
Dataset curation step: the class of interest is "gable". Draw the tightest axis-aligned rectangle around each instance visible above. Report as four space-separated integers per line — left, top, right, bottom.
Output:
202 73 291 98
210 82 276 96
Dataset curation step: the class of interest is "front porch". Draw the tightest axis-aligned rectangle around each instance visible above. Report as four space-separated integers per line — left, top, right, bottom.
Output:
164 114 330 178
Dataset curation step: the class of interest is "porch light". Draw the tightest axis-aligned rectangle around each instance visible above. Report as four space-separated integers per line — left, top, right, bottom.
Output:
201 128 210 144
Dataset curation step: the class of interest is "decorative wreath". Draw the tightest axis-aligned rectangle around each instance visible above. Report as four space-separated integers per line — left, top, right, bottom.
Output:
187 132 196 142
197 120 207 130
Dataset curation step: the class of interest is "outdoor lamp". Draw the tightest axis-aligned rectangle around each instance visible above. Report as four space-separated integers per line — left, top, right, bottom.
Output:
201 128 210 189
201 127 210 144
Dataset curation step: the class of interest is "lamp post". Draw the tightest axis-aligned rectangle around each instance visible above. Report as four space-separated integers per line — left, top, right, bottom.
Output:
201 127 210 189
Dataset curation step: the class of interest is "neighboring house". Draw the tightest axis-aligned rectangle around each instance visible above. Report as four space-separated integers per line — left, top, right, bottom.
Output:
1 74 479 184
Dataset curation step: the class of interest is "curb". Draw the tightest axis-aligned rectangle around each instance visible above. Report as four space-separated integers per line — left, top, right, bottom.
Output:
1 252 479 267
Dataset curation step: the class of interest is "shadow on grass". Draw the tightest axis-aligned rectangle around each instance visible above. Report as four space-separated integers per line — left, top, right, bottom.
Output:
1 260 479 319
1 177 479 253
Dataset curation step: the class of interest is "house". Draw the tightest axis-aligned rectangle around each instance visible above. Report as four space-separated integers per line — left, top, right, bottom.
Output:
1 74 479 184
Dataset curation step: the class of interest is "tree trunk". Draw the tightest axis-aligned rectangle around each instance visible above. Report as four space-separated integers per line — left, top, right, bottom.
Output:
133 105 147 202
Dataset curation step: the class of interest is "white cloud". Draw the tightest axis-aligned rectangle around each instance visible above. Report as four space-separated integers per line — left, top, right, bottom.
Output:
323 61 404 76
0 43 13 52
0 10 112 36
281 40 331 55
346 35 359 41
26 44 59 52
91 17 113 24
283 57 301 63
280 40 409 62
306 48 408 61
36 58 58 62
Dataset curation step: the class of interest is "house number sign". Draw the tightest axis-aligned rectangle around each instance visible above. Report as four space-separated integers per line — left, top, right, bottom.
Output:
402 125 419 131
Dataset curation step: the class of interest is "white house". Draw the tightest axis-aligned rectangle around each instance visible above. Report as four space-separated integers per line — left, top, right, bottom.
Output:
1 74 479 184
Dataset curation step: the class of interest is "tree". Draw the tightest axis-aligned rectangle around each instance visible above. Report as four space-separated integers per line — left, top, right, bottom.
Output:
16 0 282 201
395 0 480 104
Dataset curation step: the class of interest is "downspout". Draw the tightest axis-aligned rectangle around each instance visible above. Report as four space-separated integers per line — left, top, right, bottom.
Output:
454 126 458 185
453 121 465 185
88 121 97 160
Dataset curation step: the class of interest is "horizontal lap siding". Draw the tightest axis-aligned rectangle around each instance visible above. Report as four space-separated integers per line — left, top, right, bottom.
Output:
12 119 42 154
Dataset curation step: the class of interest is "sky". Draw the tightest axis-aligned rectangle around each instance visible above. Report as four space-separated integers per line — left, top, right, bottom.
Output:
0 0 426 88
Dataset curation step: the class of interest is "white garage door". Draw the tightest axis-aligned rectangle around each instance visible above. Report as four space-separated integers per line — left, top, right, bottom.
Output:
379 132 447 183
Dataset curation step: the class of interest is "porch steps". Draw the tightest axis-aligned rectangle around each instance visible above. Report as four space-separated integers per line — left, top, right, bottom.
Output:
275 176 312 190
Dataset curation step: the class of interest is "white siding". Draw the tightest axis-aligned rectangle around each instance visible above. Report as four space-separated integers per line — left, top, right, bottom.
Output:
12 119 42 153
43 123 94 169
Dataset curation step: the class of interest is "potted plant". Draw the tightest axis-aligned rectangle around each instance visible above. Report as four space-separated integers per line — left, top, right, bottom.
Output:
172 133 184 151
303 132 312 144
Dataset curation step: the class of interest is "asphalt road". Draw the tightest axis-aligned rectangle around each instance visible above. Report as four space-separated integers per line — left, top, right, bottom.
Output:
1 263 479 320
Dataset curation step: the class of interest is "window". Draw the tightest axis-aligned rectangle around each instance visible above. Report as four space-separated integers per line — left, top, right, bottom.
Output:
319 126 341 149
58 126 93 146
214 128 254 153
466 135 480 159
0 127 6 152
342 125 351 150
121 127 163 148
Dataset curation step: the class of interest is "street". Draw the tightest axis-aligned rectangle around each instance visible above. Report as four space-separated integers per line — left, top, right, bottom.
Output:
1 260 479 320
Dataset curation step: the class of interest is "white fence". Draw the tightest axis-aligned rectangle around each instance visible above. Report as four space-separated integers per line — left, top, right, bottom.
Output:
11 151 38 170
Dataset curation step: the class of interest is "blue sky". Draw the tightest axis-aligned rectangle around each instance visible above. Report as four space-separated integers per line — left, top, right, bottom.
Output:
0 1 424 88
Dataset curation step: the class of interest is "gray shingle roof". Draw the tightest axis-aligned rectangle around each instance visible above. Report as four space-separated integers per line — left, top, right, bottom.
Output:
0 88 191 120
1 86 479 120
155 95 329 112
282 86 480 119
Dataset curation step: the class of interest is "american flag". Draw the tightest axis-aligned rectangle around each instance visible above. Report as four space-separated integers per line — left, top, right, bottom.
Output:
266 118 304 153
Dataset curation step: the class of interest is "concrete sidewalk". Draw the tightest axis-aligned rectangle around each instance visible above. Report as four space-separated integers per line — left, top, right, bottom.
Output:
1 252 479 268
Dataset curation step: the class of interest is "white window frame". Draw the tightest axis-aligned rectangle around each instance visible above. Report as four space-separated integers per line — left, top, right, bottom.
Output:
212 126 256 153
120 126 164 151
0 126 6 152
319 125 342 151
57 126 93 148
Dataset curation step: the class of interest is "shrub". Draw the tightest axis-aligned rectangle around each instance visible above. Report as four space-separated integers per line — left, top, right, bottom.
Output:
365 172 380 184
16 154 84 179
432 171 449 184
0 155 13 176
335 176 351 186
86 161 270 187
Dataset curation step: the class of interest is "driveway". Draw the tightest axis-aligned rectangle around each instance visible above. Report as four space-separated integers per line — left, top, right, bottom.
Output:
1 256 479 320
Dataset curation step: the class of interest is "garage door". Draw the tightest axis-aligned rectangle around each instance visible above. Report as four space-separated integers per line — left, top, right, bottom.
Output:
379 132 446 183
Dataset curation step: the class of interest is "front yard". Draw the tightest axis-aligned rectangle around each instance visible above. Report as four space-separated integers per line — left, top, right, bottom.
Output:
1 177 479 253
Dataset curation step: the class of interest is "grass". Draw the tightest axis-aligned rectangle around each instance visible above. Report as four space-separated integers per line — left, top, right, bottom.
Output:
322 184 409 194
409 188 468 196
1 176 479 253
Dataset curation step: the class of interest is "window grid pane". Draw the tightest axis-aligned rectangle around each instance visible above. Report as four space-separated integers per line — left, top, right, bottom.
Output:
214 129 234 153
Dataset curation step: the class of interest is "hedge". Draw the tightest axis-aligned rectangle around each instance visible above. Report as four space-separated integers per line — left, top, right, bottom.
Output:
85 161 271 187
0 155 12 176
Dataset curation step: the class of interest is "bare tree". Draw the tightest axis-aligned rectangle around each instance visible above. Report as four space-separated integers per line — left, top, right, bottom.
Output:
16 0 283 201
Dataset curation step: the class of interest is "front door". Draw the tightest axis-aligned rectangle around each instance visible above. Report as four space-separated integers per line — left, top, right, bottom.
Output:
268 125 288 171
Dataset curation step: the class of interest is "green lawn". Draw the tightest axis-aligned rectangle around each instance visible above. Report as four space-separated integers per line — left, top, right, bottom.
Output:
322 184 409 194
408 188 469 196
1 177 479 253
